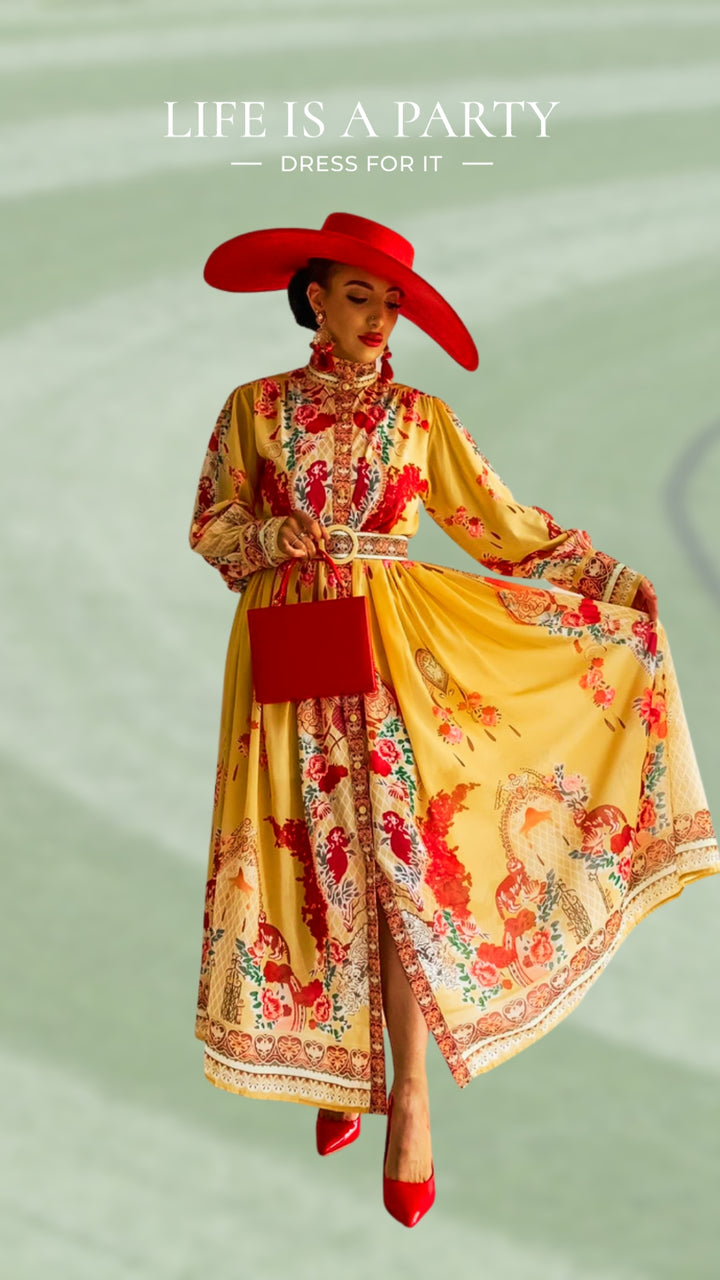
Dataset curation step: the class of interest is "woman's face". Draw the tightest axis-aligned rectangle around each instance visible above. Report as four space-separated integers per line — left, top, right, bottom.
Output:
306 265 403 363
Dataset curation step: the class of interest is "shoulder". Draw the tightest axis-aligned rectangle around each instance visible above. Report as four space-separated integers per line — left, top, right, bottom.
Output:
390 382 450 411
223 368 298 405
386 380 441 418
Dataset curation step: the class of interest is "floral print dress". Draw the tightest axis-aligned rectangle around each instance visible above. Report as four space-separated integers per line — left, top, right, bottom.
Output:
189 350 719 1116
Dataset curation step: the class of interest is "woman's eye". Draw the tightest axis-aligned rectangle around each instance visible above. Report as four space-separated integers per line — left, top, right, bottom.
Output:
347 295 401 310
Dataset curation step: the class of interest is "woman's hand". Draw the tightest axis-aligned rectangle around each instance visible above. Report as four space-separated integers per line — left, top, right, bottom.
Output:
631 575 658 622
277 509 329 559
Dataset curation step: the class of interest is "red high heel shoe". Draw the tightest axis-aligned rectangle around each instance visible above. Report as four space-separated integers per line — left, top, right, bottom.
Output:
382 1089 435 1227
316 1108 361 1156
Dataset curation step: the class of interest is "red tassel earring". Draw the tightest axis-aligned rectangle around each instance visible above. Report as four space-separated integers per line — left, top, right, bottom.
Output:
380 347 393 381
310 310 336 373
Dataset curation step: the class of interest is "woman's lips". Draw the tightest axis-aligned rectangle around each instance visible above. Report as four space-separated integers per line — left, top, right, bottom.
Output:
359 334 383 346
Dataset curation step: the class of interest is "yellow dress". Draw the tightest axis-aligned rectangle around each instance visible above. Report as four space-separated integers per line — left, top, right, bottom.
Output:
189 352 719 1115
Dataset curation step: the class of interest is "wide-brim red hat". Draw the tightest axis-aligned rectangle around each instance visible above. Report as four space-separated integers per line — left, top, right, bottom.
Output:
203 211 479 371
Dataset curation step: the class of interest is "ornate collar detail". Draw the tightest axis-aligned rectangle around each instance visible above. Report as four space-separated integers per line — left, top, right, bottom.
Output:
306 349 381 387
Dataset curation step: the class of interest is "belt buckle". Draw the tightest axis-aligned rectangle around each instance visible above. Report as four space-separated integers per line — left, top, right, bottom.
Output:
325 523 360 564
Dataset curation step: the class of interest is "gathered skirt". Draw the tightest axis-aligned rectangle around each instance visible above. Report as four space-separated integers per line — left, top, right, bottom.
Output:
194 555 719 1114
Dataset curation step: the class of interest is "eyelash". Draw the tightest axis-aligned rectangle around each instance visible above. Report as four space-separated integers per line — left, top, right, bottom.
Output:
347 295 401 310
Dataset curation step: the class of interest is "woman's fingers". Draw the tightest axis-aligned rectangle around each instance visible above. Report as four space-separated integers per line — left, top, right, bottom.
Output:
293 510 327 554
277 510 327 559
277 518 306 557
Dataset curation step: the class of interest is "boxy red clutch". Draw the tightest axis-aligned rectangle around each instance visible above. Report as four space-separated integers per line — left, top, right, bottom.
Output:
246 547 377 704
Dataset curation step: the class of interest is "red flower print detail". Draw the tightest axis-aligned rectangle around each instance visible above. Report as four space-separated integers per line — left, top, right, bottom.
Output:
432 910 449 936
593 686 616 708
638 796 657 830
259 459 292 516
470 957 500 987
320 763 349 793
313 992 332 1023
365 462 428 531
438 720 463 743
476 938 516 969
527 929 554 966
228 465 247 498
255 399 278 419
295 978 323 1007
561 609 586 628
260 378 281 402
368 750 391 775
636 688 668 738
253 381 281 418
419 785 476 916
578 599 601 625
480 705 500 726
303 752 345 793
294 404 336 434
580 667 602 689
329 937 347 965
399 387 421 411
354 403 386 433
455 914 479 943
262 990 283 1022
207 427 220 453
195 475 215 517
632 618 658 656
369 738 402 776
263 960 293 984
563 773 584 793
618 856 632 881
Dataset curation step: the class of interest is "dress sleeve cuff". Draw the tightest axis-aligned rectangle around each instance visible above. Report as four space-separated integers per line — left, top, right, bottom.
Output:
603 564 644 606
572 551 643 606
257 515 287 567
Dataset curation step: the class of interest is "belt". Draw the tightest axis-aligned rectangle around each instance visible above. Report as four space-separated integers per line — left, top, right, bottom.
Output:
325 523 409 564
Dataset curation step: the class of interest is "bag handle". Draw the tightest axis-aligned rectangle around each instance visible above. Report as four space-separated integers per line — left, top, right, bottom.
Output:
272 544 347 606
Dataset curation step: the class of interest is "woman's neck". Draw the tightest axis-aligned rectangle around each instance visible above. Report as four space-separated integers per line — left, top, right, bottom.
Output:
306 345 381 386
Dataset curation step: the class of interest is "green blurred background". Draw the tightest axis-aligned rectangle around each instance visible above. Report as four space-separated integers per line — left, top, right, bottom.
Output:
2 0 720 1275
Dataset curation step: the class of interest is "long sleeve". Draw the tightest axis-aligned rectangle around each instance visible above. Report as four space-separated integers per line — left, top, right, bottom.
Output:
188 383 287 593
422 396 645 606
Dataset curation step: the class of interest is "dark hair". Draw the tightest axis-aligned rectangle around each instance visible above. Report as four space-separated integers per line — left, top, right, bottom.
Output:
287 257 340 331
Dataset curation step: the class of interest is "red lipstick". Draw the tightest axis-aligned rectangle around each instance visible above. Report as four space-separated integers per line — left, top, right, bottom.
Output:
359 333 383 347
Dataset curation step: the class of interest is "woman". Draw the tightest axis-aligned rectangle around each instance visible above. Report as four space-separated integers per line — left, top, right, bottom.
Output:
189 212 719 1228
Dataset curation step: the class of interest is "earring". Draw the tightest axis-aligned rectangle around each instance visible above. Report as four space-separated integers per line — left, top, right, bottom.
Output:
380 346 393 381
310 309 336 373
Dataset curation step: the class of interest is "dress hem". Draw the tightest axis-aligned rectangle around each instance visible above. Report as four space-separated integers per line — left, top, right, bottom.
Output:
195 838 719 1105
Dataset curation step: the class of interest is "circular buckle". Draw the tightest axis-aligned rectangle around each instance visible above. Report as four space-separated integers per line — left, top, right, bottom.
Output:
325 523 360 564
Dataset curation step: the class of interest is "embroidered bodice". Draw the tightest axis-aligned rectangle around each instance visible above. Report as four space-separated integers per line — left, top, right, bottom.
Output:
188 358 646 611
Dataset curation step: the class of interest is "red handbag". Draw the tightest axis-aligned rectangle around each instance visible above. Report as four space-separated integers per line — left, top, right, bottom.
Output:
246 546 377 704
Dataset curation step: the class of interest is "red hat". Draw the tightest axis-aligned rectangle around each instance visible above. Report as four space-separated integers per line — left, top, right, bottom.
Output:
203 211 479 371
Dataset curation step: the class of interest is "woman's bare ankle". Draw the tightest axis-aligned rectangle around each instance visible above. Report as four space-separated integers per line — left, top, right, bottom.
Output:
391 1073 429 1098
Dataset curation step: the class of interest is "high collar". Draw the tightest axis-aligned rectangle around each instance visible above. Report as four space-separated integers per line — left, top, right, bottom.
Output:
305 347 381 388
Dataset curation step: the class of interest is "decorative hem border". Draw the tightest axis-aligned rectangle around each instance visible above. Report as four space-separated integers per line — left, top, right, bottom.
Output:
457 838 720 1080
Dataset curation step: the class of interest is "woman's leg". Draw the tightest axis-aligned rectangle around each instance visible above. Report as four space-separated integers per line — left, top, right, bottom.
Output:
376 897 433 1182
319 899 433 1181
